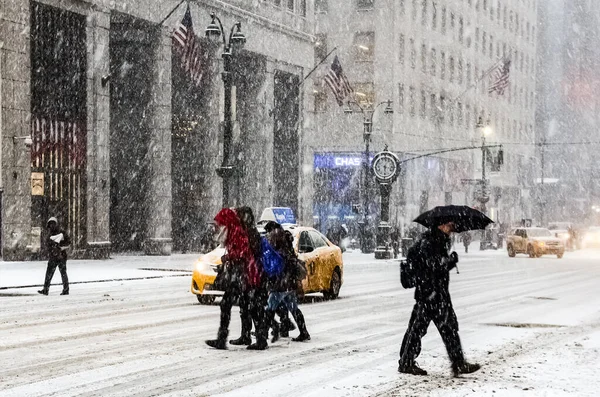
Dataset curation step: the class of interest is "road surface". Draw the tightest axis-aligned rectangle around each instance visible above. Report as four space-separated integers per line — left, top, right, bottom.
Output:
1 249 599 396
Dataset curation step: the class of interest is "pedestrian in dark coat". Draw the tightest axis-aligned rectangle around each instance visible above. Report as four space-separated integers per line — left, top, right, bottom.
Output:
266 225 310 343
462 232 472 253
38 217 71 296
398 222 480 377
229 206 269 350
206 208 261 350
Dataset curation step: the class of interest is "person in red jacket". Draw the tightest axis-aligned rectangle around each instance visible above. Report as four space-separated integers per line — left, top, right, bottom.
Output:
205 208 268 350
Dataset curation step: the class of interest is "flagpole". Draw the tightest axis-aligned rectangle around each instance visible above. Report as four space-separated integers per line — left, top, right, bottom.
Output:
159 0 187 26
297 46 338 88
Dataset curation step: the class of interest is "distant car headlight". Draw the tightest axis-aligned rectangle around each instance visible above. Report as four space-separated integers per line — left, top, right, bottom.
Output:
535 241 545 247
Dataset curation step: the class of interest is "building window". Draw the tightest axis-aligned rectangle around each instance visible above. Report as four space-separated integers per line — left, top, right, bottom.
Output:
430 47 436 76
399 34 405 65
489 35 493 58
421 0 428 25
411 0 418 21
398 83 405 114
457 102 464 127
440 51 446 80
457 58 463 85
315 0 328 12
409 86 416 117
274 0 282 6
466 62 471 84
314 88 328 112
449 56 455 82
420 89 427 118
441 7 447 34
357 0 374 10
353 32 375 62
475 27 480 52
287 0 294 11
421 43 427 73
315 34 327 64
300 0 307 16
450 12 455 31
432 2 437 29
354 82 375 107
409 38 416 69
482 31 487 55
430 93 437 121
458 17 464 43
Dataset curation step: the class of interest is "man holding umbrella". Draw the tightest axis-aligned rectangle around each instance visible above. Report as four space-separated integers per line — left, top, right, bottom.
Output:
398 205 491 377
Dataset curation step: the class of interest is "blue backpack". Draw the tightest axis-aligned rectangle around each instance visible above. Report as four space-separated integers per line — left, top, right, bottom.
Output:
260 237 285 277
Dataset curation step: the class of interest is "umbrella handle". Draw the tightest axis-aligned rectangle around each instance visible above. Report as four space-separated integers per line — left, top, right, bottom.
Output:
455 264 460 274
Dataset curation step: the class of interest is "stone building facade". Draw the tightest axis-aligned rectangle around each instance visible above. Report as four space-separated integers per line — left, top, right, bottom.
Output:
306 0 538 236
0 0 314 260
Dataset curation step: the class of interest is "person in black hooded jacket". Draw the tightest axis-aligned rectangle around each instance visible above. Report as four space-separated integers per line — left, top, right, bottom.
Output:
398 222 480 377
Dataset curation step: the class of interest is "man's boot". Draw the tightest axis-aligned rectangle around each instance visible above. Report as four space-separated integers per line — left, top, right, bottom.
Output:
398 362 428 376
291 309 311 342
38 290 48 296
205 329 228 350
452 361 481 377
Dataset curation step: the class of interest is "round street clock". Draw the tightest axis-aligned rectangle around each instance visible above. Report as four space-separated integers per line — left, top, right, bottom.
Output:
372 150 400 182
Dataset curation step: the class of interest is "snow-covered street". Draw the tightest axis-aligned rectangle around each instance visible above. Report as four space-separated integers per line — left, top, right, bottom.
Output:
1 249 600 397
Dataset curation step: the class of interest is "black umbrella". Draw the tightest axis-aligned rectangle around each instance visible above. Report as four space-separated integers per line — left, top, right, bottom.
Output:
413 205 493 233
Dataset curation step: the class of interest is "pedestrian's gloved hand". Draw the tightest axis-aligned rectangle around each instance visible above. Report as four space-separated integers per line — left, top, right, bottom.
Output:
442 251 459 270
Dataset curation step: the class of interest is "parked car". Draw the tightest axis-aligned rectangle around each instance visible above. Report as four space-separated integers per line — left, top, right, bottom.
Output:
191 225 344 304
506 227 565 259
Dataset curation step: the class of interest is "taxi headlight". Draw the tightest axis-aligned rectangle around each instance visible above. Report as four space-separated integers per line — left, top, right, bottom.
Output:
194 260 210 272
536 241 545 247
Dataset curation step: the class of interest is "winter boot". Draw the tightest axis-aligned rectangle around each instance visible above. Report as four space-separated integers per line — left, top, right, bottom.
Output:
205 329 228 350
291 309 310 342
398 362 428 376
37 290 48 296
229 335 252 346
452 361 481 377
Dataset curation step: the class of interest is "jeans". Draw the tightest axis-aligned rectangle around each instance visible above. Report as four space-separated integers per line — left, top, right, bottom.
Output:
267 291 298 312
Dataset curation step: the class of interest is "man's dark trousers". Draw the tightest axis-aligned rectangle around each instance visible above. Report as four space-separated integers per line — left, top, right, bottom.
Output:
42 259 69 293
399 300 464 366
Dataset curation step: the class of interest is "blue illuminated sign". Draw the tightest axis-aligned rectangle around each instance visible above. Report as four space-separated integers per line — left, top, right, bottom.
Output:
314 153 374 169
271 208 296 224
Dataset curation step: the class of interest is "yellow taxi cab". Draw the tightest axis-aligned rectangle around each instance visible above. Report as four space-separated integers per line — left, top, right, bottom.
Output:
191 225 343 304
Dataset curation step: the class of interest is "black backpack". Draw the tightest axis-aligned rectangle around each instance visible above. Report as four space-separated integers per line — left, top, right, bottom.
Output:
400 239 421 289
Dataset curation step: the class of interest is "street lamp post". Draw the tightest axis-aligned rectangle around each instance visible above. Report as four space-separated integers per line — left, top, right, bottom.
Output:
476 117 492 249
345 100 393 253
205 13 246 208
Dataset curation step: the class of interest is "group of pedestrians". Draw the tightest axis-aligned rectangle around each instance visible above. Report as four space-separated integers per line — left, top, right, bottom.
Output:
205 207 310 351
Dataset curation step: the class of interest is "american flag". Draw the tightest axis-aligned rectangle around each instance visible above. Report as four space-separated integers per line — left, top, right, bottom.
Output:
488 59 511 96
173 5 203 86
324 55 353 106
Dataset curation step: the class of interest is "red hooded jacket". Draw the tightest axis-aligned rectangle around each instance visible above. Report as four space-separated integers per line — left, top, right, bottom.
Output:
214 208 261 288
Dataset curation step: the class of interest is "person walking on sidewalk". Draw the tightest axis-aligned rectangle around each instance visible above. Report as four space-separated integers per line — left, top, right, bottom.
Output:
38 217 71 296
398 222 480 377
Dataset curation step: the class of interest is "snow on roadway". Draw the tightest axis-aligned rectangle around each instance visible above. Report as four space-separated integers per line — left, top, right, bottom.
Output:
0 249 600 396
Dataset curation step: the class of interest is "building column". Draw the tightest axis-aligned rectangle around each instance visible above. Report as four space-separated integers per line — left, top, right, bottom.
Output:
84 8 111 259
144 28 172 255
0 0 32 260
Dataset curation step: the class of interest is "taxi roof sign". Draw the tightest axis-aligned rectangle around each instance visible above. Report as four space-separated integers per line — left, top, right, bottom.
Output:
259 207 296 225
